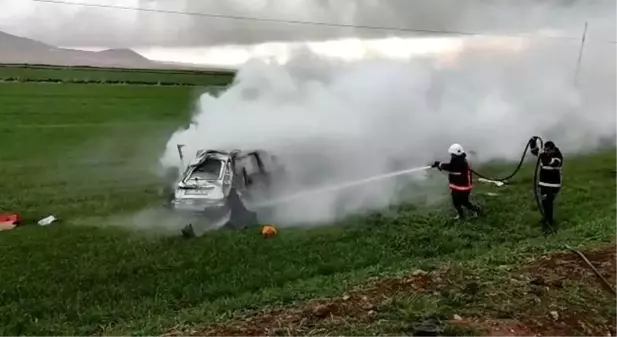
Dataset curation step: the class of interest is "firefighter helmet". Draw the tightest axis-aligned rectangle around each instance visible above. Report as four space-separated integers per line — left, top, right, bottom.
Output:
448 143 465 155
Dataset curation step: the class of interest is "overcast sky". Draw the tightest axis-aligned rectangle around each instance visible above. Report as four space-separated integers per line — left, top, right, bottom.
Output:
1 0 615 48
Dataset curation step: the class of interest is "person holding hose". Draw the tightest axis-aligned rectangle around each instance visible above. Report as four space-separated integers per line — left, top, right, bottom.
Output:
529 137 563 234
431 143 482 220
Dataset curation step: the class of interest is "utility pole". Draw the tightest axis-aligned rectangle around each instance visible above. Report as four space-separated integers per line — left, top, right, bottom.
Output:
574 21 588 87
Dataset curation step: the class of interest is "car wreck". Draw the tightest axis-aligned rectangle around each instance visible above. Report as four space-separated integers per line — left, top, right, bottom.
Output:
167 145 285 237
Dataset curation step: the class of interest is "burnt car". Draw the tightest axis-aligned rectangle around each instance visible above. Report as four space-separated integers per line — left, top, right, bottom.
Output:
168 146 285 237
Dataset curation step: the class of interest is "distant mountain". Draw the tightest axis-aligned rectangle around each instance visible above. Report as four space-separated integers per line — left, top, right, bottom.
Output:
0 31 230 71
0 30 53 52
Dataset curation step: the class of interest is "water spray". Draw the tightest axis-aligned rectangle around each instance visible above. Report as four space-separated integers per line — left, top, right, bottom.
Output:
261 136 550 232
252 136 540 210
250 165 431 208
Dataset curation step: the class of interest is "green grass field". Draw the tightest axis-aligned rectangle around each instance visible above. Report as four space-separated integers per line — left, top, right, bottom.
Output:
0 64 235 86
0 79 615 336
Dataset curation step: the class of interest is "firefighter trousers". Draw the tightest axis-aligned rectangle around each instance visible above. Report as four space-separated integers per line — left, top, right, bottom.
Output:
539 185 560 228
451 189 481 218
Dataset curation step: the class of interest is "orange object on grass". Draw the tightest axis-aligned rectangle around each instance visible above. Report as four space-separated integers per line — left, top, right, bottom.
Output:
261 225 277 238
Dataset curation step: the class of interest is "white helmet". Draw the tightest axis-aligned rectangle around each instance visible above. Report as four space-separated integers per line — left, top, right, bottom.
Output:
448 143 465 155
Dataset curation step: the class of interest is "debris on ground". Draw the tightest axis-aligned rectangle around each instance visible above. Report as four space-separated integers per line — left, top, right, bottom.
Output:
478 178 505 187
411 269 428 276
0 222 17 231
0 213 22 232
38 215 57 226
412 317 443 336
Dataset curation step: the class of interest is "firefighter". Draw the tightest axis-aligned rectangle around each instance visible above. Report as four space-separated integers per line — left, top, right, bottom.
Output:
431 143 482 220
529 137 563 233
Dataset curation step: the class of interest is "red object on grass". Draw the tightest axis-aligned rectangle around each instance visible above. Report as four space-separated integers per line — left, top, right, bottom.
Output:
0 213 22 225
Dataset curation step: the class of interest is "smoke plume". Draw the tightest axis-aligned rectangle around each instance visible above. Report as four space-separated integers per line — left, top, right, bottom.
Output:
159 35 616 226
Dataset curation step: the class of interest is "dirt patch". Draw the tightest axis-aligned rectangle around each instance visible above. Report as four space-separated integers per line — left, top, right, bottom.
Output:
522 311 615 337
523 244 616 289
165 244 616 336
453 312 615 337
449 318 536 336
453 243 616 337
165 272 434 336
515 244 616 337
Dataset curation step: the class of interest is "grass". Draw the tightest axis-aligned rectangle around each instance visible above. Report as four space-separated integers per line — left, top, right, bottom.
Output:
0 79 615 335
0 64 235 86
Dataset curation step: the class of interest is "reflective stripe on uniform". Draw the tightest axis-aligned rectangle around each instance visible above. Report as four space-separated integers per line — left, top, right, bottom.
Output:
449 169 472 191
449 172 462 175
538 181 561 188
541 166 562 170
449 184 472 191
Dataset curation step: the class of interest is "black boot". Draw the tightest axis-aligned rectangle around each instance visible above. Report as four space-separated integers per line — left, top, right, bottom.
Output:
541 219 555 236
472 205 483 218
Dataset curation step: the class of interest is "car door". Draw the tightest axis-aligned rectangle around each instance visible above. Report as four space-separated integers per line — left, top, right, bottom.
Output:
222 160 233 194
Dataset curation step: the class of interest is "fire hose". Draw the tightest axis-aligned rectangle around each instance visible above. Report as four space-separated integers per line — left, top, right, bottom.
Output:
565 244 617 295
469 138 617 295
469 136 548 228
256 136 547 217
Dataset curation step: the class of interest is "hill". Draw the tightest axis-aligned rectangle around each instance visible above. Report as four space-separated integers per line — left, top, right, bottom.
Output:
0 31 217 70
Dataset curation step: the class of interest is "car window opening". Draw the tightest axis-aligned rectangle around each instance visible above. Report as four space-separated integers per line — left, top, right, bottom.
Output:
191 158 223 180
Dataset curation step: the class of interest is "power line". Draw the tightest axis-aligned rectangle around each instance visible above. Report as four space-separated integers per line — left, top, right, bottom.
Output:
32 0 617 44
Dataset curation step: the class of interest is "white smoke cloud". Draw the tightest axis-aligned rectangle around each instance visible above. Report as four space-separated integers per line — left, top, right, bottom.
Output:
158 36 615 226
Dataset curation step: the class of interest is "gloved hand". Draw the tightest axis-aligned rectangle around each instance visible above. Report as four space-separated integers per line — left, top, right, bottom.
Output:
431 161 440 168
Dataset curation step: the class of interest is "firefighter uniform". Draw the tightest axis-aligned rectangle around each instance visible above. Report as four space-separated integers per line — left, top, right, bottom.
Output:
432 144 482 220
529 139 563 231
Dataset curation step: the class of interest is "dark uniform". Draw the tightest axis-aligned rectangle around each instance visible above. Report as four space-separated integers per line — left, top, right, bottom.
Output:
433 153 482 219
529 139 563 231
